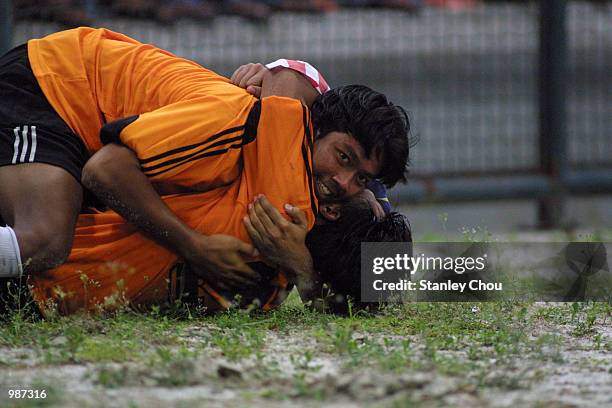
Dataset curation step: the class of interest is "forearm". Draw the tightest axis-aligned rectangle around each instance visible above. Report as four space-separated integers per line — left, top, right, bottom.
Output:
231 59 329 105
260 68 320 108
264 59 330 96
288 252 325 309
82 144 197 258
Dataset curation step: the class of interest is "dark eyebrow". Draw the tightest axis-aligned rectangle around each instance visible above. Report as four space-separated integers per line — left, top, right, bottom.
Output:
343 143 376 179
343 143 359 163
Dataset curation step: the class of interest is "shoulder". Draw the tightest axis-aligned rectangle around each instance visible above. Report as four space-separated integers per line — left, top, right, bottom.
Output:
260 96 309 125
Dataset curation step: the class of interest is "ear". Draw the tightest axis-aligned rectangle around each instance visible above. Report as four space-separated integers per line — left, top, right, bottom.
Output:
320 204 341 222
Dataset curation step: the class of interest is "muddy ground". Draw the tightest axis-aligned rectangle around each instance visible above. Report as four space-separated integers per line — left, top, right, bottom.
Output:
1 302 610 408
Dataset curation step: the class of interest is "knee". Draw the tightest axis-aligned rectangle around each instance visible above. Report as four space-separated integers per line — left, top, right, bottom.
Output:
14 226 73 271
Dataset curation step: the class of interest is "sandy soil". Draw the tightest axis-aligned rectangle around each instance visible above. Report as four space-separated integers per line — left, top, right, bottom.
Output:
1 305 610 408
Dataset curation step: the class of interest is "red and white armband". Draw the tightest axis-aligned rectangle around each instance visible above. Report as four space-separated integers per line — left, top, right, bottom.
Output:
265 59 330 94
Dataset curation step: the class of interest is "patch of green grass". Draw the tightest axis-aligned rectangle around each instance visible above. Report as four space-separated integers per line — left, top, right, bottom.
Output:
300 302 541 376
291 373 326 401
211 330 263 361
0 308 193 365
94 346 202 388
94 365 132 388
571 302 610 337
533 302 611 337
414 232 448 242
75 337 138 362
256 387 289 401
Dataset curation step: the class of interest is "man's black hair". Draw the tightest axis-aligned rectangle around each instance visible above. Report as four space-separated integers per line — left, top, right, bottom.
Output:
310 85 412 188
305 206 412 314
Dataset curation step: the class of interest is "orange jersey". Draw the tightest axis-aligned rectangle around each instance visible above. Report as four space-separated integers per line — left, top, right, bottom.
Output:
30 96 318 316
102 93 258 191
27 27 256 155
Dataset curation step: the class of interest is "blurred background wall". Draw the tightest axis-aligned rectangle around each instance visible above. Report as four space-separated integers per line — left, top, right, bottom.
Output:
2 0 611 236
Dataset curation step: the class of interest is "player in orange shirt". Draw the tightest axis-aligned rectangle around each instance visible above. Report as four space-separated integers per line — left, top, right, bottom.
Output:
28 194 410 316
27 94 405 315
0 28 411 294
28 91 318 315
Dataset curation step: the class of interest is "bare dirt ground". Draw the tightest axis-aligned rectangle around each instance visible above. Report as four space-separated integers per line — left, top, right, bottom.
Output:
1 301 610 408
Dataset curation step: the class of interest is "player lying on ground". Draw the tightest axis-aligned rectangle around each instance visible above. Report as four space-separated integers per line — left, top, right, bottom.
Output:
10 68 407 315
4 191 410 316
0 28 410 290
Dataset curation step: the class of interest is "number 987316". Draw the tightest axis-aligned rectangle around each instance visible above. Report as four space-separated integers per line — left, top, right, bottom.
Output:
8 389 47 399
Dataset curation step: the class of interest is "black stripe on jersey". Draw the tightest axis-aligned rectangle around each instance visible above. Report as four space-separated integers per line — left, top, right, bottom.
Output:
140 125 245 165
144 142 243 177
243 100 261 145
301 105 318 217
142 101 262 177
100 115 139 145
141 134 243 173
304 107 314 151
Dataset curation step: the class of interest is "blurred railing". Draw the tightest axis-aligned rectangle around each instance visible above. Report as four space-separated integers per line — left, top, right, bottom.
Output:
1 0 611 227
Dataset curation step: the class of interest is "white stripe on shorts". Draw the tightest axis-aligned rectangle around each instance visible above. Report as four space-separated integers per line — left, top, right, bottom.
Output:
29 126 37 162
19 125 29 163
11 127 20 164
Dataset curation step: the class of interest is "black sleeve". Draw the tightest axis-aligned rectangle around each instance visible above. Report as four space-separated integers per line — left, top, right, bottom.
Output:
100 115 139 145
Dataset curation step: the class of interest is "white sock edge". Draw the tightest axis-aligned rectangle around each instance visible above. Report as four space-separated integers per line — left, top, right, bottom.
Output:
4 226 23 278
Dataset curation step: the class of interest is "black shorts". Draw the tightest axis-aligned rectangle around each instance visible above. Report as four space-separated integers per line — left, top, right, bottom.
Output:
0 44 89 181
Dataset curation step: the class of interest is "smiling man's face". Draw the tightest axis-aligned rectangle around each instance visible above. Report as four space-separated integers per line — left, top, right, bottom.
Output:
312 131 381 202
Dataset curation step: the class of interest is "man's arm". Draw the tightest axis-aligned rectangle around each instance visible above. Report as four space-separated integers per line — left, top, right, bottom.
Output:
242 195 325 307
285 260 327 312
82 143 260 288
259 68 320 108
230 59 329 108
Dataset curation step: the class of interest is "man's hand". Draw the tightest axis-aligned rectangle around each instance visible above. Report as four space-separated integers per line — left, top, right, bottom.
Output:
355 189 386 220
231 63 267 98
184 234 261 291
243 195 323 305
231 62 319 107
243 195 309 273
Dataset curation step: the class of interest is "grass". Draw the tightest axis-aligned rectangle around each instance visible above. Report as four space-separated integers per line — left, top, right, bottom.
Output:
1 297 609 367
1 308 190 365
1 221 611 406
0 298 610 406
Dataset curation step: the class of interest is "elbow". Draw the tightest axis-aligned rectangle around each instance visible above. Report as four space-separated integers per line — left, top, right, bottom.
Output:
82 144 133 192
81 152 107 192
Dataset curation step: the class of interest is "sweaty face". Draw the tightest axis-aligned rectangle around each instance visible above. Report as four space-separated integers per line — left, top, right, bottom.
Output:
312 132 381 202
